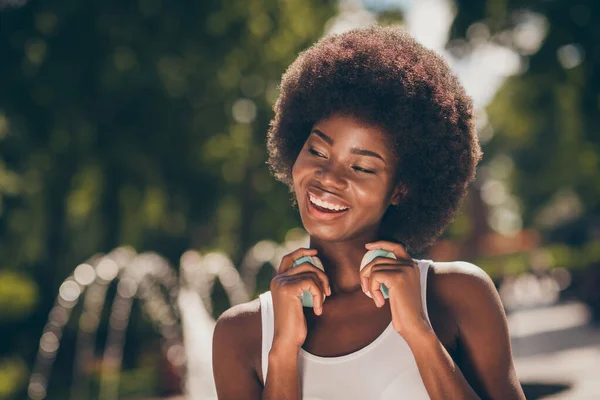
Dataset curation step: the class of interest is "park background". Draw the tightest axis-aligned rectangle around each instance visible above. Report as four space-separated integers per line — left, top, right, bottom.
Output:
1 0 599 399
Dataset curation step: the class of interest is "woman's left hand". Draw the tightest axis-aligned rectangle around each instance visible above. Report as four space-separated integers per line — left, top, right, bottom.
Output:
360 240 432 339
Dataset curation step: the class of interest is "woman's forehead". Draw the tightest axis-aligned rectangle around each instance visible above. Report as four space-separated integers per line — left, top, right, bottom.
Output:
311 114 397 159
312 114 389 143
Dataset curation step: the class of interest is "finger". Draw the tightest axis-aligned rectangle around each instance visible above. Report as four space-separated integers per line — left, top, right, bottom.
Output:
278 247 318 274
360 275 369 294
368 272 388 307
360 256 395 295
278 273 324 305
280 272 327 302
294 274 326 315
361 256 415 285
285 262 331 296
287 271 328 298
360 256 399 282
365 240 410 259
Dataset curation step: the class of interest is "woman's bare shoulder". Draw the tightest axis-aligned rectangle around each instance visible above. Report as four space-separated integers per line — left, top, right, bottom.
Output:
214 297 262 344
213 297 264 379
427 260 500 315
428 260 492 281
426 261 524 398
213 298 266 394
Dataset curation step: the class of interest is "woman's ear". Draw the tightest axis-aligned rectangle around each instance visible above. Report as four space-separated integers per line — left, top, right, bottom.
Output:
390 183 407 206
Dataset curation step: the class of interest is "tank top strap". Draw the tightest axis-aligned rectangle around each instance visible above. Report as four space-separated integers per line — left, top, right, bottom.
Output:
415 258 434 329
259 291 274 384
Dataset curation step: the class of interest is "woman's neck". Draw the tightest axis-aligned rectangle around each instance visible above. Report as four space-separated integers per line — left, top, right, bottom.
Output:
309 233 380 295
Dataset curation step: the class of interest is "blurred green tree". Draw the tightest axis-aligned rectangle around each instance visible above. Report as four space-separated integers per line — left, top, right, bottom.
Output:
450 0 600 317
0 0 336 397
450 0 600 240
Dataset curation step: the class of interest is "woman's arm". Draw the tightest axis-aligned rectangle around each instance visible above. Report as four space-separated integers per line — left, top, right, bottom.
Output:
403 328 480 399
214 247 328 399
212 302 304 400
212 305 263 400
404 262 525 400
263 343 302 400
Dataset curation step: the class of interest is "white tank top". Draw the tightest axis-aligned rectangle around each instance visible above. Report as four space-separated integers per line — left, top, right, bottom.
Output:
259 258 433 400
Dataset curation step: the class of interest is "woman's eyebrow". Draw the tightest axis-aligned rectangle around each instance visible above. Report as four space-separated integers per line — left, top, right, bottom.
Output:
311 129 387 164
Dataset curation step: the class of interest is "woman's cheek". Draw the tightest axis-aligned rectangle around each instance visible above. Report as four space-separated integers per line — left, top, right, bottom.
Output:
356 182 388 209
291 158 305 181
293 153 310 173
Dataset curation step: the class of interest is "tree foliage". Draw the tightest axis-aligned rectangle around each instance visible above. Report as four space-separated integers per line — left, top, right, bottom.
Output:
450 0 600 237
0 0 336 397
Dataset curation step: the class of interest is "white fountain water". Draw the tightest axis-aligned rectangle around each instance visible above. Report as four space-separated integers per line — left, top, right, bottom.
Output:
28 248 132 400
28 231 312 400
71 248 136 400
99 251 184 400
27 247 184 400
179 229 311 399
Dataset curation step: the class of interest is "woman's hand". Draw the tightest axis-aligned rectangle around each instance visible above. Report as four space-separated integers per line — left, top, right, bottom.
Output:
270 247 332 351
359 240 431 339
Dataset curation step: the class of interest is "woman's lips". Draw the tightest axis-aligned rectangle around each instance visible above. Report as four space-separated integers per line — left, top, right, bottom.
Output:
306 192 350 222
306 188 350 209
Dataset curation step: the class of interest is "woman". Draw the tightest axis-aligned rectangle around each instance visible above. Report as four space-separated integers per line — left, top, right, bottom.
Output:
212 26 525 399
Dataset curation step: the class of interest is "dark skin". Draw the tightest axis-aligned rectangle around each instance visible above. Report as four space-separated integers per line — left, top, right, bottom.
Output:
212 114 525 400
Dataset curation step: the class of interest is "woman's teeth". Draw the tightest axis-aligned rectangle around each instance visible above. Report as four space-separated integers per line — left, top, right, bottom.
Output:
309 194 349 212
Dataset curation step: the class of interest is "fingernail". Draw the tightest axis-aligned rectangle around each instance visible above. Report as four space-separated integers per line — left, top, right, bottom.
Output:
327 287 332 296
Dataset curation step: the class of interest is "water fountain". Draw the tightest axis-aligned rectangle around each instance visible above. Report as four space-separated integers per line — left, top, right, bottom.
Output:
27 247 184 400
27 230 312 399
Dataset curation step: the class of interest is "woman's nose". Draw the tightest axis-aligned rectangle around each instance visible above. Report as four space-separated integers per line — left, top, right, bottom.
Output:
316 165 347 189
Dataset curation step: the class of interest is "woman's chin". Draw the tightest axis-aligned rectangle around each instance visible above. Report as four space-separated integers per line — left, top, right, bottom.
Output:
302 225 334 238
303 224 355 242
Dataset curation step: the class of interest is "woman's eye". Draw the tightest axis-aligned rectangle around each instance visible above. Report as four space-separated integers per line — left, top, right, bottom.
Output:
353 166 375 174
308 148 374 174
309 148 325 157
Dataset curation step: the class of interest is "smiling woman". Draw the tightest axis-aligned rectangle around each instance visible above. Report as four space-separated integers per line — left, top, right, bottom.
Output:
266 27 483 254
293 115 401 239
212 25 526 400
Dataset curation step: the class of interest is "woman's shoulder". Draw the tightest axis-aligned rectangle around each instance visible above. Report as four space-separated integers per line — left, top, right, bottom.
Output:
426 260 500 316
427 260 492 283
213 297 263 371
214 297 263 342
212 297 268 389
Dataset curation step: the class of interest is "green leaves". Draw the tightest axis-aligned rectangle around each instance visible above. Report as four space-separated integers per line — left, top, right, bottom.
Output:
451 0 600 233
0 271 38 321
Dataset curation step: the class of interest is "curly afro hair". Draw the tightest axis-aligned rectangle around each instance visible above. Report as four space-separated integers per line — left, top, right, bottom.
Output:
266 25 483 253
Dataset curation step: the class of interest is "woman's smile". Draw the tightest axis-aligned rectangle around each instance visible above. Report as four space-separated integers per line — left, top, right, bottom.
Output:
306 190 350 222
292 114 402 241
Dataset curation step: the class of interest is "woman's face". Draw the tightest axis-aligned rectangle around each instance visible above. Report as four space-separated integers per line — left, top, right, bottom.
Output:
292 114 403 242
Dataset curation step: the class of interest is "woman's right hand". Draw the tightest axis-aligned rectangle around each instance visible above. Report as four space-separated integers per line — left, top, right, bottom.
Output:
270 247 332 351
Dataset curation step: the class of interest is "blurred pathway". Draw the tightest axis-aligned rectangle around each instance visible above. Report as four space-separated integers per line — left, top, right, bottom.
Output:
508 301 600 399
